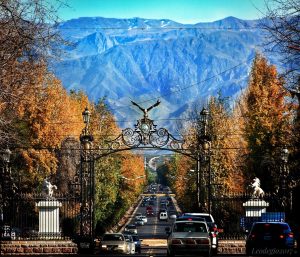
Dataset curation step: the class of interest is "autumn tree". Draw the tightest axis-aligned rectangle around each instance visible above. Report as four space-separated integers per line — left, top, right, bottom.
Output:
241 53 290 192
208 96 246 194
0 0 65 145
10 65 86 190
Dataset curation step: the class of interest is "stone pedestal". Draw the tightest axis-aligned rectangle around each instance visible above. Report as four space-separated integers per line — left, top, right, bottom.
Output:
36 200 62 239
243 199 269 217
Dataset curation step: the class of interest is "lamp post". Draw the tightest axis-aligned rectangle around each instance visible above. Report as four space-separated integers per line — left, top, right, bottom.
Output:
280 147 290 212
195 107 211 212
79 107 95 250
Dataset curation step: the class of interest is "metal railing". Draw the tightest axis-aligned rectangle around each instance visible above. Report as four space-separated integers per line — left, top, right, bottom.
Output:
1 193 80 240
211 192 285 240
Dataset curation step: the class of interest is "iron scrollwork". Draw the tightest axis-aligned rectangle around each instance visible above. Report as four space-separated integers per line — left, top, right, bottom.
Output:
103 101 187 155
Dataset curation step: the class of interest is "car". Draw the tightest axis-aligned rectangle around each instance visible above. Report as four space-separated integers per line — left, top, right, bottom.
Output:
159 211 168 221
131 234 142 253
245 221 295 256
135 217 145 226
146 209 155 216
182 213 219 254
124 224 138 234
123 233 136 254
170 214 177 220
166 220 212 257
150 195 157 200
135 212 143 219
148 200 155 206
146 206 153 212
140 215 148 223
160 203 168 210
100 233 132 254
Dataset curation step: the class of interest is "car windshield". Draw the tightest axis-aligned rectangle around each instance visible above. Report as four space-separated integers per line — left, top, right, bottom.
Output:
127 225 136 228
252 223 290 234
103 234 124 241
174 222 207 233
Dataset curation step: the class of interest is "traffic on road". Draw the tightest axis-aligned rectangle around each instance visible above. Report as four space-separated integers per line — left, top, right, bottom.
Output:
92 183 298 257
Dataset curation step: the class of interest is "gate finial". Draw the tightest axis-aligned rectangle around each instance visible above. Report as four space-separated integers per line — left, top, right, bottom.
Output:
131 99 160 118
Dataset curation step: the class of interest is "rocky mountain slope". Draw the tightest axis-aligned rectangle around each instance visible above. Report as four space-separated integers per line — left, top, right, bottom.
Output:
51 16 277 130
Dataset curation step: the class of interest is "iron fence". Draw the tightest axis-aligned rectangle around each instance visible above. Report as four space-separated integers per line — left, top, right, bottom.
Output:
211 193 285 239
0 193 80 240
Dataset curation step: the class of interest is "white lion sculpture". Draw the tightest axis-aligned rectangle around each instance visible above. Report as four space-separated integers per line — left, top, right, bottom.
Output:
42 178 57 198
251 177 264 198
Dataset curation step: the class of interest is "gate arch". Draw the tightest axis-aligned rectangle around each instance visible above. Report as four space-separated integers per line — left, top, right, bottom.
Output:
76 101 211 247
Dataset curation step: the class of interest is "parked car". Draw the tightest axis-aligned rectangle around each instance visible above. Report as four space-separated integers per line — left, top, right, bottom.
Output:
131 234 142 254
159 211 168 221
166 219 211 257
182 212 218 255
100 233 132 254
124 224 138 234
246 221 295 256
123 233 136 254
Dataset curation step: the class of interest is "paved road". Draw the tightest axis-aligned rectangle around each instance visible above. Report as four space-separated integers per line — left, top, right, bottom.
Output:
83 190 252 256
130 194 176 239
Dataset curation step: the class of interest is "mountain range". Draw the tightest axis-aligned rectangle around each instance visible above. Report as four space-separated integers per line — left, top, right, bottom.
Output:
50 16 279 131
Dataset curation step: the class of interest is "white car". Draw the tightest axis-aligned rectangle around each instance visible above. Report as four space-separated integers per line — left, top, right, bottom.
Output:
140 215 148 223
124 224 138 234
182 213 218 255
159 211 168 221
135 217 145 226
100 233 133 254
166 220 211 257
135 213 143 220
123 234 136 254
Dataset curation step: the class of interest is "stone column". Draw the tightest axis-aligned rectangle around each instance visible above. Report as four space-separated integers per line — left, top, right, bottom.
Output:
243 199 269 217
36 200 62 239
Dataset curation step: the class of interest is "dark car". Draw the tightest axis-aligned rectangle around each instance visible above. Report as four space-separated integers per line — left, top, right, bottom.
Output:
146 209 155 216
246 222 295 256
131 234 142 253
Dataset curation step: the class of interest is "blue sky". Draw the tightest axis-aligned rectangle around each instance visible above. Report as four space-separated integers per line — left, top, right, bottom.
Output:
57 0 268 23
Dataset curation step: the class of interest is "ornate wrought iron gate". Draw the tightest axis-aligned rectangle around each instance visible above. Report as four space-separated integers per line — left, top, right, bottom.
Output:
75 101 211 248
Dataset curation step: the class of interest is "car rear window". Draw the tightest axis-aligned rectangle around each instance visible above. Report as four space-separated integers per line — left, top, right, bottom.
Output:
174 222 207 233
103 234 124 241
252 223 290 234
